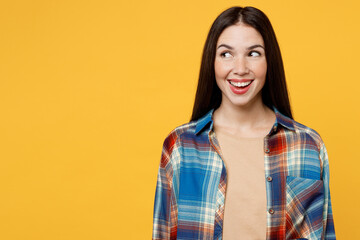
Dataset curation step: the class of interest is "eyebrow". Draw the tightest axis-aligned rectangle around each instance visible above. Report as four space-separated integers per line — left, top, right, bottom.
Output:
217 44 265 50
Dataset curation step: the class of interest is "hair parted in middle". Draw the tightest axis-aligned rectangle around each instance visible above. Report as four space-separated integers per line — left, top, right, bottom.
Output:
190 6 292 121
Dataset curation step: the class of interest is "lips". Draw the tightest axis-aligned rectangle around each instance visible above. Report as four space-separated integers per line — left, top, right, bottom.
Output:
227 79 253 94
228 80 253 88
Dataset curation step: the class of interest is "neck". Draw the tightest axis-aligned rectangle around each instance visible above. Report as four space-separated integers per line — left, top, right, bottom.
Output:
213 98 274 131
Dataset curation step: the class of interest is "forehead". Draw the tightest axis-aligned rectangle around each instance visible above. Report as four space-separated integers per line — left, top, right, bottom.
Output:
217 23 264 47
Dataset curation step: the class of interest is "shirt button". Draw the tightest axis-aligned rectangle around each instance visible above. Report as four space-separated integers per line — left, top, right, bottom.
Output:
265 148 270 153
266 176 273 182
268 209 275 214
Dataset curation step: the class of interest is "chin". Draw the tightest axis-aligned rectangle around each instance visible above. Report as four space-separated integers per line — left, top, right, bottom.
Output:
228 99 252 108
227 95 262 108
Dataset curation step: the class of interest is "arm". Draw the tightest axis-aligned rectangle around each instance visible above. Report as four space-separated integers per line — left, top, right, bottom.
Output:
152 134 178 240
320 142 336 239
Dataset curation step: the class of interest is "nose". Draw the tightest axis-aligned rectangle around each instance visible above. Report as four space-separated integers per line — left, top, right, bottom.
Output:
233 56 249 75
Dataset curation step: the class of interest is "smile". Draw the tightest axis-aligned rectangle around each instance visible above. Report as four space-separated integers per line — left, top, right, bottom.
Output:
229 80 253 88
227 79 254 95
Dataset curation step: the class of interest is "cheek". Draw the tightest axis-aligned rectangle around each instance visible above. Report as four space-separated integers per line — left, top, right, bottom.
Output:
254 61 267 81
214 61 226 91
214 59 230 79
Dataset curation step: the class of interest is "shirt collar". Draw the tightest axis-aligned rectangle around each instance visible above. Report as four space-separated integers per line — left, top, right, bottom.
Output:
194 106 295 135
194 108 215 135
273 107 295 131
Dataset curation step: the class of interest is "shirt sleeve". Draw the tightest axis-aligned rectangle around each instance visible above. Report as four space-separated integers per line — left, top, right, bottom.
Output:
152 134 178 240
320 142 336 239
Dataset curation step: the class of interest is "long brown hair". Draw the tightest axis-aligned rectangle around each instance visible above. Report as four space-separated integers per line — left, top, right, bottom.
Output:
190 6 292 121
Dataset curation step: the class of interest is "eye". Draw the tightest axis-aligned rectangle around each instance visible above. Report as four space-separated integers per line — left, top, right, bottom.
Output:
249 51 261 57
220 52 232 58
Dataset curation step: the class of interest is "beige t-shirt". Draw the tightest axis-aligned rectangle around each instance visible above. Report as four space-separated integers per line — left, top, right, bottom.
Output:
214 126 267 240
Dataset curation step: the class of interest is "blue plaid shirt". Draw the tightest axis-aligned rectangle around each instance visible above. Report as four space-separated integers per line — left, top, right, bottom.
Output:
153 108 335 239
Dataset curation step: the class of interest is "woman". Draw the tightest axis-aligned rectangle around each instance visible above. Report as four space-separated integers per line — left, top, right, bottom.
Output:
153 6 335 240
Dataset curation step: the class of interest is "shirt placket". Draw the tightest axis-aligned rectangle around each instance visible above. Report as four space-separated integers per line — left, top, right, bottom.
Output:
208 129 227 240
264 133 273 239
264 123 283 240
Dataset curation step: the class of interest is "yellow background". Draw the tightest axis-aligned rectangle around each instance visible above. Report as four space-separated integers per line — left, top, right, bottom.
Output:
0 0 358 239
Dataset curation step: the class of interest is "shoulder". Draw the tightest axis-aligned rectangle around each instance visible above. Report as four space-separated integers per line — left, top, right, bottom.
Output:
158 121 197 170
274 107 325 149
159 109 213 167
290 118 325 150
161 120 197 153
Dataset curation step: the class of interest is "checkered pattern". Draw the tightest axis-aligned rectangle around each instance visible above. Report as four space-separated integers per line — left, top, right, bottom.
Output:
152 108 335 240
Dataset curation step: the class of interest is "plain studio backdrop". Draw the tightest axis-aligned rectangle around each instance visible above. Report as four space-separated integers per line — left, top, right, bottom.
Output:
0 0 358 239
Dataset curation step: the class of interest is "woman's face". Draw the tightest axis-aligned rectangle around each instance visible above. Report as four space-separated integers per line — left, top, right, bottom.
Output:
214 23 267 109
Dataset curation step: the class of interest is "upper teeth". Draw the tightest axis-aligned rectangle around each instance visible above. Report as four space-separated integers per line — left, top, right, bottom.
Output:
230 81 252 87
